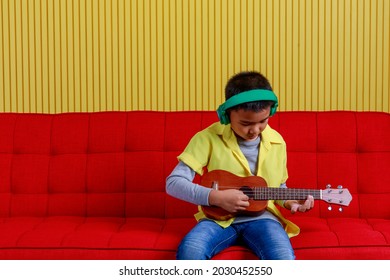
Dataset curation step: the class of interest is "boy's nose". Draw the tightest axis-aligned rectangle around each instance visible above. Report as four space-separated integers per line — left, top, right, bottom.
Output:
249 126 260 134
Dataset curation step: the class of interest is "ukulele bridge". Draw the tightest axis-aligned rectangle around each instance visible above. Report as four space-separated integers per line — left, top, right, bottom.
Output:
212 181 219 190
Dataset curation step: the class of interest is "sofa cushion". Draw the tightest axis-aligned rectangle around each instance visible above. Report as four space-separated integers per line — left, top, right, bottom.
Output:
0 216 196 259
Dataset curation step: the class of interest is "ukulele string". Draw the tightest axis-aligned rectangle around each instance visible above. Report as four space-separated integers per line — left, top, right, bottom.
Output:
216 186 320 200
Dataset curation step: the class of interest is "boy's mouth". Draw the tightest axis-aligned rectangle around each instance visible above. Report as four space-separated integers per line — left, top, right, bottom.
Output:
246 135 259 141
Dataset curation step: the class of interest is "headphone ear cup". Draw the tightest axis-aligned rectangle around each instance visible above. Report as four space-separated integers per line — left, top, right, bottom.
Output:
220 113 230 124
269 106 276 116
269 102 278 116
217 108 230 124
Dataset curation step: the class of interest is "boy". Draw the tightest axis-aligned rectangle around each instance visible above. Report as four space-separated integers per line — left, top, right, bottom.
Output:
166 71 314 260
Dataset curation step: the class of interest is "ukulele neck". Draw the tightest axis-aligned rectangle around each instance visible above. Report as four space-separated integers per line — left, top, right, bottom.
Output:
253 187 321 200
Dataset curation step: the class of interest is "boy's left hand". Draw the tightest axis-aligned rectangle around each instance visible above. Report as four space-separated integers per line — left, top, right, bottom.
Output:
287 195 315 214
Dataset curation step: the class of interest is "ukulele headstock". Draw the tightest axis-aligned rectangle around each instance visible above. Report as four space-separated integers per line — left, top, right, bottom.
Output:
321 184 352 211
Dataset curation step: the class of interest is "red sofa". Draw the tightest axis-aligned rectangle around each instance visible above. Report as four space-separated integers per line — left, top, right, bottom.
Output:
0 111 389 260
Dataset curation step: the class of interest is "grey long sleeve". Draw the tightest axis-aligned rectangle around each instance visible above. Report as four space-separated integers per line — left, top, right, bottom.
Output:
166 161 212 206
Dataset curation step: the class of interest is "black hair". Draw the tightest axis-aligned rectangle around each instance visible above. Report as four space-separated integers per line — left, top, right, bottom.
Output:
224 71 274 112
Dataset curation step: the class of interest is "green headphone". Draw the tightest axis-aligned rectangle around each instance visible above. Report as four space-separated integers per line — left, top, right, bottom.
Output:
216 89 278 125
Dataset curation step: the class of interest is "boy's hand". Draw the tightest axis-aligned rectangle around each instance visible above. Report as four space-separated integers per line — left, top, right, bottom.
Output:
209 189 250 213
285 195 315 214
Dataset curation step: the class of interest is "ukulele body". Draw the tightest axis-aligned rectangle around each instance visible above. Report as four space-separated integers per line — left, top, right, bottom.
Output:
200 170 269 220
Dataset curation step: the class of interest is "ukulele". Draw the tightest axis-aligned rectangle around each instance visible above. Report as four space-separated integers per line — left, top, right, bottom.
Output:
200 170 352 220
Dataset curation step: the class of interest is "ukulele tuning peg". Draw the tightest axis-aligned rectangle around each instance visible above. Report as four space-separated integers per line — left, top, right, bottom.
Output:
328 205 332 211
339 207 343 212
326 184 331 189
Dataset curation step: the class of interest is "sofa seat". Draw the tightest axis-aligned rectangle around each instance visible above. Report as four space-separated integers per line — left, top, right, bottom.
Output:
2 216 389 259
289 217 390 259
0 216 196 259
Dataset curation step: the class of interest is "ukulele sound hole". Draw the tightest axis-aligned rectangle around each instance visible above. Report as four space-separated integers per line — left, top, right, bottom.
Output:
239 186 254 199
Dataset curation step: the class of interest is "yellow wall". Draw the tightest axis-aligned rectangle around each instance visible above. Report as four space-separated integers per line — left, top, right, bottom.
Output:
0 0 389 113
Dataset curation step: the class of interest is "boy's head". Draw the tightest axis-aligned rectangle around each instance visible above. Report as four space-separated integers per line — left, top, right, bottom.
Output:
217 71 278 125
225 71 273 98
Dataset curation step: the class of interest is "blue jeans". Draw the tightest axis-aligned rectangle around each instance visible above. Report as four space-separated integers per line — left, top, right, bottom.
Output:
177 219 295 260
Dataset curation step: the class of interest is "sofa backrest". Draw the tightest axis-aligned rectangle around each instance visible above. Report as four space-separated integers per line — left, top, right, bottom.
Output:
0 111 389 219
271 112 390 220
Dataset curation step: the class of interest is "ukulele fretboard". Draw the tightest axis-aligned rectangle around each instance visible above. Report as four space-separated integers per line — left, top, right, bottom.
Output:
251 187 321 200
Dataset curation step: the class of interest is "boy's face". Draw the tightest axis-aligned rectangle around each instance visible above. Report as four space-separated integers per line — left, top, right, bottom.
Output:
229 107 271 141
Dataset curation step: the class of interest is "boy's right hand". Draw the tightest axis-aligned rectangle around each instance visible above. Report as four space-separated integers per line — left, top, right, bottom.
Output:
208 189 250 213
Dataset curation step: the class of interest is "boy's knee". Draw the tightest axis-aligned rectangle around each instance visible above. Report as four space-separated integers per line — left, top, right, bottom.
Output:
176 241 210 260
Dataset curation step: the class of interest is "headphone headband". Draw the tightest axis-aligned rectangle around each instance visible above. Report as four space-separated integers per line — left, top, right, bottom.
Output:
216 89 278 124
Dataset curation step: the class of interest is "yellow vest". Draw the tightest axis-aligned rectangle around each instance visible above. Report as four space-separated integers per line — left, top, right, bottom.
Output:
178 122 300 238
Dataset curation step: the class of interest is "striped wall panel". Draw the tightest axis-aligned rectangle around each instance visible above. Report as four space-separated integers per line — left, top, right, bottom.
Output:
0 0 389 113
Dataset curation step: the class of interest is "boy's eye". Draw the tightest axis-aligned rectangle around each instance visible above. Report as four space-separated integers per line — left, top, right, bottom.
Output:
240 120 266 126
